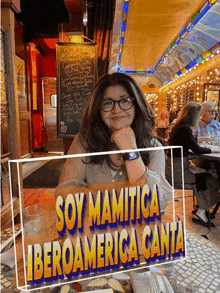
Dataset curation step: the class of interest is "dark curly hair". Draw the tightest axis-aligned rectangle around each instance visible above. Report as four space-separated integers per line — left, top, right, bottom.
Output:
79 72 155 166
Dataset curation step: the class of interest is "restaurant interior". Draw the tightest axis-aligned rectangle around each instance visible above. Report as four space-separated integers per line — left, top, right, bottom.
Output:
1 0 220 292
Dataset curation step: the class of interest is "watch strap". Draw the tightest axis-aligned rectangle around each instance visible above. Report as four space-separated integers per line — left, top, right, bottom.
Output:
122 151 140 161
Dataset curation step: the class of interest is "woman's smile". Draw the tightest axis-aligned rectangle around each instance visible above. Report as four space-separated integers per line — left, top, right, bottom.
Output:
111 116 125 121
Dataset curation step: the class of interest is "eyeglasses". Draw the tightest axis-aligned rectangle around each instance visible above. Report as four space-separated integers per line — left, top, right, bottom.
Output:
100 97 135 112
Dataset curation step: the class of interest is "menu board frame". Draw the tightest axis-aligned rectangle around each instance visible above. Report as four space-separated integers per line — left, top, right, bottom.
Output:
56 42 98 138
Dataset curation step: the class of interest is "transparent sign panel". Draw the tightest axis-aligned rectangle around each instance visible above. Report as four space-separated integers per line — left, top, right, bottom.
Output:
9 146 186 291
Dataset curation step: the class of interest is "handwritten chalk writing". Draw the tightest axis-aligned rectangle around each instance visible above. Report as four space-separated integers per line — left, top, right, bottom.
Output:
61 74 95 90
62 60 92 75
60 48 95 63
61 93 72 100
57 43 97 135
82 90 91 96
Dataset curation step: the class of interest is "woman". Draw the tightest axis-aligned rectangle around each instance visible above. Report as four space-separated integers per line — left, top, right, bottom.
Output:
58 73 172 211
168 102 212 157
156 109 169 128
155 109 169 138
168 110 176 124
167 102 219 225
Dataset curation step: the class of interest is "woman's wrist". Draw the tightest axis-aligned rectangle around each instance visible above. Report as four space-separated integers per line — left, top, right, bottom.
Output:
125 157 146 184
122 151 140 161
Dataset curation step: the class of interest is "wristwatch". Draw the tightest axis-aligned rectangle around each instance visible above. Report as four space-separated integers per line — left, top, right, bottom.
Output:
122 151 140 161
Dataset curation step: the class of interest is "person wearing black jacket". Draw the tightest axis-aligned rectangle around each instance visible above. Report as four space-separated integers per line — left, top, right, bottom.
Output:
168 102 220 226
169 110 176 124
169 122 211 157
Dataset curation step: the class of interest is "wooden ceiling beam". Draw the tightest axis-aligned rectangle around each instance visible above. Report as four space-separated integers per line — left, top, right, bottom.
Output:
63 0 85 33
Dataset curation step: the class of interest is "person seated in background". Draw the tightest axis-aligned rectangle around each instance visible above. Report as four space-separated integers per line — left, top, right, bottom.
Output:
193 101 220 222
172 110 181 125
167 102 220 227
56 72 172 212
156 109 169 128
197 101 220 143
155 109 169 139
169 110 177 124
165 110 180 141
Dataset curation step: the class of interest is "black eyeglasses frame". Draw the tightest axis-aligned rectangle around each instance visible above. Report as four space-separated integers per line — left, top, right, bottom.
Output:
100 97 135 112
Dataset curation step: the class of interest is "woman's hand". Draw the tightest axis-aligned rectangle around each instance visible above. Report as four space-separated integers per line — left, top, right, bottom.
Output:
111 126 137 150
111 126 146 185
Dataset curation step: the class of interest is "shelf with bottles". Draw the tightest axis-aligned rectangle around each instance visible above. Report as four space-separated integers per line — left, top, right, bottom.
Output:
145 93 159 115
165 90 172 111
172 76 202 111
206 68 220 84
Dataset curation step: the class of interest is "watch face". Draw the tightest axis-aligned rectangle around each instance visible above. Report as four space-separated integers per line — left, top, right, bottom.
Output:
123 151 140 161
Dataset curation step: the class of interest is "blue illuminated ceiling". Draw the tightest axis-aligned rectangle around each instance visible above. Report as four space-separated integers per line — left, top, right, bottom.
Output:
109 0 220 86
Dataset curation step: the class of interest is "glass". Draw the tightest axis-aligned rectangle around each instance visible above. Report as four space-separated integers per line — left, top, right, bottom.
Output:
211 136 219 146
23 204 51 265
100 97 134 112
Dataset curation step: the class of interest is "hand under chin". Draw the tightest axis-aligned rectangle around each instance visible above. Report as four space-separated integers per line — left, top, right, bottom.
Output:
111 127 137 150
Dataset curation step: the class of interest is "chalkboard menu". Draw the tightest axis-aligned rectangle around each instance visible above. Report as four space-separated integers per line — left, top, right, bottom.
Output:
56 42 97 137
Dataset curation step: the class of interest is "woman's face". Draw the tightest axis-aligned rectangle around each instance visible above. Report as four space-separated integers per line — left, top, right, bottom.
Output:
100 85 135 132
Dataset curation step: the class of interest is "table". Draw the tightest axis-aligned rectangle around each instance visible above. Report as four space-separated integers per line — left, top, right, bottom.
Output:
1 229 220 293
200 152 220 161
198 143 220 161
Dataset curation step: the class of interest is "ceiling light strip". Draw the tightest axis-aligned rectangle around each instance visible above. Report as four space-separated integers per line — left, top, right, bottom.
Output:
116 0 131 73
159 45 220 90
117 0 218 77
154 0 216 73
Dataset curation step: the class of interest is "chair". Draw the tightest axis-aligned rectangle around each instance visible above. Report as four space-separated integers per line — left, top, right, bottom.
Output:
188 162 208 208
165 155 217 228
166 148 220 228
165 156 197 209
211 202 220 217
